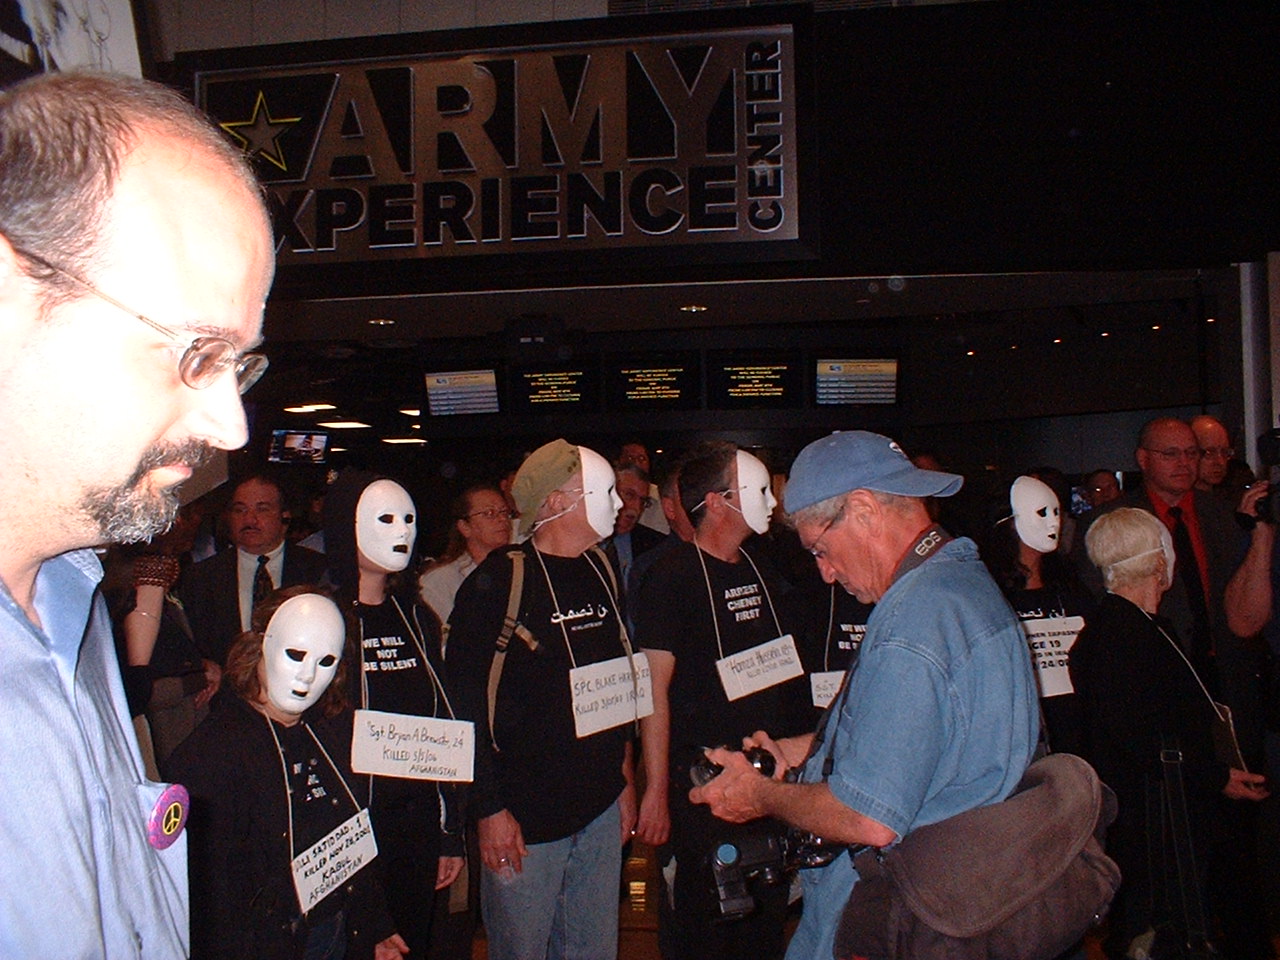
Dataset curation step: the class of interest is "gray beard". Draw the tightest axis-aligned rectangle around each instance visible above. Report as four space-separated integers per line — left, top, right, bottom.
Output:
81 440 211 544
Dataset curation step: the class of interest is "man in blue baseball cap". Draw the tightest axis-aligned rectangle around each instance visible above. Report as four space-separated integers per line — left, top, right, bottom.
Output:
690 431 1039 960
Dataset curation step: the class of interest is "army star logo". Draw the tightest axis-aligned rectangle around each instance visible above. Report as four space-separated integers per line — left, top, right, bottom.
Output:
221 91 300 172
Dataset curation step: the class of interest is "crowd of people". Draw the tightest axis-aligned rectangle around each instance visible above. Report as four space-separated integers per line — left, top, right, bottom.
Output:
96 413 1278 960
2 68 1279 960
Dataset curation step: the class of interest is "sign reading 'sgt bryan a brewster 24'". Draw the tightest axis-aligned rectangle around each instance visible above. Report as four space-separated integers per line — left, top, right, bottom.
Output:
196 25 797 263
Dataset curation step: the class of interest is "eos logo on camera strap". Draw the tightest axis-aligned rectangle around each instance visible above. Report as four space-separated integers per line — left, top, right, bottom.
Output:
892 525 951 586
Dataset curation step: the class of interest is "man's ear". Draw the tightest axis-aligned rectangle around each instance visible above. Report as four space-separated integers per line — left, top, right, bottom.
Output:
844 490 881 533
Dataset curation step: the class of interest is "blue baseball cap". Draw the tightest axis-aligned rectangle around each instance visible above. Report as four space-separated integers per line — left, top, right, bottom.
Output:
784 431 963 514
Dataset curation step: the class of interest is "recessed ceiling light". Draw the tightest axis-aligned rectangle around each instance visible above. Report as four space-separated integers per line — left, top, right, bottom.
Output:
329 446 347 453
382 437 428 444
317 420 372 429
1052 338 1062 344
284 403 337 413
368 318 396 326
679 304 707 313
1151 324 1161 331
1101 332 1110 337
1206 317 1216 323
399 408 420 417
966 350 975 357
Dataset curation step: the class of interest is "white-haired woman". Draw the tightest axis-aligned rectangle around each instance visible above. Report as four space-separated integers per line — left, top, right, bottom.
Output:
1070 508 1267 959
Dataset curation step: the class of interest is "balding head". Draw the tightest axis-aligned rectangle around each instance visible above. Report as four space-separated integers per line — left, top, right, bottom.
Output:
1136 418 1199 506
1190 415 1232 490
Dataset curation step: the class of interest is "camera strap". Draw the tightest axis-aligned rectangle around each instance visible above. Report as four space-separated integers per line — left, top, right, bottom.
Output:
805 525 952 780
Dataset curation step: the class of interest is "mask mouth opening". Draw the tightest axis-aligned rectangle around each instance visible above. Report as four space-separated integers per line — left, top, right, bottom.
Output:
393 544 408 553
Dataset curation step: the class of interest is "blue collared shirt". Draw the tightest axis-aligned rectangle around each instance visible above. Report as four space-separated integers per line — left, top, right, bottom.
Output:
786 538 1038 960
0 549 188 958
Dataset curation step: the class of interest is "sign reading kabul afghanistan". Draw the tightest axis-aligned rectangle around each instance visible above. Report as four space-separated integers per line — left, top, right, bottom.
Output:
196 25 796 264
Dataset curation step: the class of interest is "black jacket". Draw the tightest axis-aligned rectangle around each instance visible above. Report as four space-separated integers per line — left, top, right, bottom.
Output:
169 697 396 960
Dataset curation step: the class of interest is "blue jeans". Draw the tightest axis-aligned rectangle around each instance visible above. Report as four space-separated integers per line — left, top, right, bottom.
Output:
481 801 621 960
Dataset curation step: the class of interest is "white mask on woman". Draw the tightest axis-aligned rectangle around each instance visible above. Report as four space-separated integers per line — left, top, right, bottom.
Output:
356 479 417 573
262 593 345 717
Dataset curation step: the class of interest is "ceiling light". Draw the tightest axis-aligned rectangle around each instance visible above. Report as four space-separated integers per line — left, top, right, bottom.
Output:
1151 324 1161 331
284 403 337 413
382 437 428 444
679 304 707 313
1101 332 1110 337
966 350 975 357
368 318 396 326
329 446 347 453
399 408 420 416
1206 317 1216 323
1052 338 1062 344
317 420 372 429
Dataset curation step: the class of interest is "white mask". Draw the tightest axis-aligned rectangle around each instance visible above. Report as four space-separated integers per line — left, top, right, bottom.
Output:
579 446 622 540
356 479 417 573
733 450 776 535
1010 476 1061 554
262 593 345 716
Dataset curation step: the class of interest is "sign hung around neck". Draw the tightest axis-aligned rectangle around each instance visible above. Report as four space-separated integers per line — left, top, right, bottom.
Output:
194 21 799 266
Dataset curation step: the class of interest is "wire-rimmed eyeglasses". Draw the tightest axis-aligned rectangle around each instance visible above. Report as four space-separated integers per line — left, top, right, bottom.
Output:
16 248 268 394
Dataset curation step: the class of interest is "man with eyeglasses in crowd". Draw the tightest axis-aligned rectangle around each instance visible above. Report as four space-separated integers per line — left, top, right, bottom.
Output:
1075 416 1273 958
0 72 274 955
688 431 1037 960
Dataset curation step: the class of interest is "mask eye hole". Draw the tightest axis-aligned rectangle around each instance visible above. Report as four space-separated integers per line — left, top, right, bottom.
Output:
405 514 415 524
318 655 337 668
1036 507 1048 518
378 513 394 524
285 648 306 662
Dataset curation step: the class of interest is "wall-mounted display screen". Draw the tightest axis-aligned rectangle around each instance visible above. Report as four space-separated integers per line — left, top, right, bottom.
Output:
815 358 899 405
706 351 803 409
424 369 501 416
605 352 701 411
509 363 600 413
268 429 329 463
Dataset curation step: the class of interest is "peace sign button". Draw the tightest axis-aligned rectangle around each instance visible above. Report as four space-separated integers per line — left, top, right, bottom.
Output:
147 783 190 850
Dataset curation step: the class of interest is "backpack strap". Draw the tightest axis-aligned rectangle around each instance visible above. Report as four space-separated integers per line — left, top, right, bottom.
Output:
487 549 538 751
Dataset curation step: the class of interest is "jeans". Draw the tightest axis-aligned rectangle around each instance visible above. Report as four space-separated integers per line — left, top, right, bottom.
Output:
480 801 621 960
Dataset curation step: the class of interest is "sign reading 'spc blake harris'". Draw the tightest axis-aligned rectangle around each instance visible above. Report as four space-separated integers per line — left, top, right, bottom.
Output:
196 24 798 264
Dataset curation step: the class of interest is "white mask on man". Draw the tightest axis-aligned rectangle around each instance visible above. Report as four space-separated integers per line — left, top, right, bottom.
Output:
1010 476 1061 554
579 445 623 540
733 450 777 535
356 478 417 573
262 593 345 717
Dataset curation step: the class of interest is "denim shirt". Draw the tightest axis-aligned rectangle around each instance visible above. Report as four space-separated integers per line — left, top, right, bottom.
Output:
785 538 1038 960
0 549 188 958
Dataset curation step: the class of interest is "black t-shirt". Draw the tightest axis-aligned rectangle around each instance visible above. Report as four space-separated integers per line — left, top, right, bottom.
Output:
633 541 808 773
779 579 873 724
448 544 631 844
275 720 363 920
350 597 453 852
1007 582 1094 756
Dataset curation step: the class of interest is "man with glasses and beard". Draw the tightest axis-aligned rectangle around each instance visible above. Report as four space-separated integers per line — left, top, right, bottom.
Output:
0 71 274 956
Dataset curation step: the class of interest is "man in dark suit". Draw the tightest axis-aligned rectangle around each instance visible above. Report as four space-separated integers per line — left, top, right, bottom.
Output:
604 463 666 595
178 474 327 667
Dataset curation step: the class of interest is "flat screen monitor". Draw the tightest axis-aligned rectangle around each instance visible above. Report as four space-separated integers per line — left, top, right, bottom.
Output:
605 352 701 411
815 358 898 405
424 369 501 416
268 429 329 463
508 363 600 413
706 350 803 409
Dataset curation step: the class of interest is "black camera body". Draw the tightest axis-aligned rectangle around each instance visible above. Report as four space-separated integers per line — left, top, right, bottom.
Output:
690 746 849 918
690 746 776 787
1255 429 1280 524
